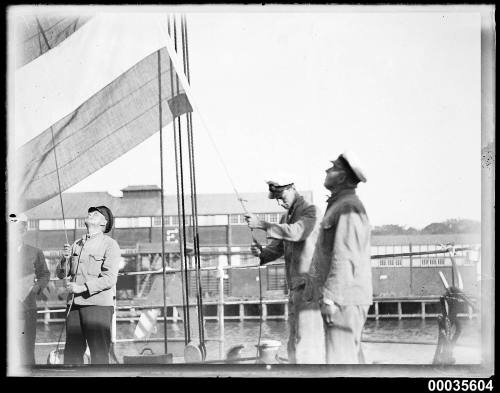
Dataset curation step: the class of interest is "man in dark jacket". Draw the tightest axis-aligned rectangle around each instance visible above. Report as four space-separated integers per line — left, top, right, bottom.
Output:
310 150 372 363
11 213 50 366
57 205 121 364
245 179 324 363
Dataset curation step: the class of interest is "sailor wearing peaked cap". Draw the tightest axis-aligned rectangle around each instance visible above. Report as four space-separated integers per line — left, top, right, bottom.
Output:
337 150 367 183
244 176 325 363
56 204 121 365
309 149 372 364
88 205 114 233
266 178 295 200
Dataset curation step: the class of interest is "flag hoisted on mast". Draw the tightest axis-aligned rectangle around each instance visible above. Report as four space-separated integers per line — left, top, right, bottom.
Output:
13 12 193 213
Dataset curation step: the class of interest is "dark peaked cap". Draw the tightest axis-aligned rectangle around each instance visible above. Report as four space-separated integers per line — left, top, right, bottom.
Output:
88 205 114 233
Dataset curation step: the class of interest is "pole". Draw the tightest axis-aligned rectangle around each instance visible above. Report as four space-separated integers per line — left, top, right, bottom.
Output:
218 259 225 359
409 243 413 295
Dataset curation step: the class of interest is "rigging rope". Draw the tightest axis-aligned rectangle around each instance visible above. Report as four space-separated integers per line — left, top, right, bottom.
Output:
170 13 265 360
181 15 206 350
170 14 191 344
35 17 70 246
168 15 189 345
174 15 192 344
157 48 169 355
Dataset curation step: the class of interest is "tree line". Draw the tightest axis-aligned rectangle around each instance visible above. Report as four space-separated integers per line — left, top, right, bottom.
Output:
372 219 481 236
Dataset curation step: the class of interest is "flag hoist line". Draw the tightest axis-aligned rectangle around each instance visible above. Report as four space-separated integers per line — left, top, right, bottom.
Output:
166 13 266 361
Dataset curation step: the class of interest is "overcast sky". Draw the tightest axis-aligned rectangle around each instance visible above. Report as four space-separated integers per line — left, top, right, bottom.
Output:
60 6 481 229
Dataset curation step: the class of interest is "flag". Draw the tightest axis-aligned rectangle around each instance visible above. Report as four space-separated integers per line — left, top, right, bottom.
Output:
134 308 161 340
14 12 92 68
12 12 193 212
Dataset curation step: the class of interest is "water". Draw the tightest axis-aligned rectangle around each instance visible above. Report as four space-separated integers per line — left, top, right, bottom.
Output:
34 318 481 365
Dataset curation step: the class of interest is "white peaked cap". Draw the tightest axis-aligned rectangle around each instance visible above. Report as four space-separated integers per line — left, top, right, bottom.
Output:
339 150 367 183
265 173 295 187
9 212 28 223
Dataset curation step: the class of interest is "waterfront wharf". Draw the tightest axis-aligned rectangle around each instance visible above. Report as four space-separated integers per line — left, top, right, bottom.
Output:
35 295 476 324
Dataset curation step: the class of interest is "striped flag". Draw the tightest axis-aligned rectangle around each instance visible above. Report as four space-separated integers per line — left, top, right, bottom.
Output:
134 308 161 340
11 12 192 212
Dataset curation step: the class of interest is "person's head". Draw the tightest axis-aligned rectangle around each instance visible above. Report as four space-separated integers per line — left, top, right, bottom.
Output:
9 213 28 239
86 206 113 233
267 180 297 210
324 150 367 192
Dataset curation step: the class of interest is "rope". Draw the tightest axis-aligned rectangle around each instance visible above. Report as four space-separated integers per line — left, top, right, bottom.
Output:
181 14 205 349
169 14 190 344
37 16 69 246
168 14 264 356
174 15 192 344
37 15 74 360
157 48 169 355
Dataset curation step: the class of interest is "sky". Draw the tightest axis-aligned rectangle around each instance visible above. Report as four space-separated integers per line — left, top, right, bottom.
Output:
22 5 484 229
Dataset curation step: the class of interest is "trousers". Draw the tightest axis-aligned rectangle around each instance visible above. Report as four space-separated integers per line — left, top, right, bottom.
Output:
20 309 37 366
323 304 369 364
64 305 114 365
288 286 325 364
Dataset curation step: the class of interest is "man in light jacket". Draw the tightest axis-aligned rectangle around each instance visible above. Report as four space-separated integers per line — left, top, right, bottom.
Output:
245 179 324 363
57 205 121 364
310 150 373 363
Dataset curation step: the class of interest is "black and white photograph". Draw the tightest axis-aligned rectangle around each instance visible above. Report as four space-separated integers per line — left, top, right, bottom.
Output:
5 4 495 381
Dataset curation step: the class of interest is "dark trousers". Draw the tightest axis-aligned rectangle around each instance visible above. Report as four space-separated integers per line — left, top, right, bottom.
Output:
20 309 37 365
64 305 114 365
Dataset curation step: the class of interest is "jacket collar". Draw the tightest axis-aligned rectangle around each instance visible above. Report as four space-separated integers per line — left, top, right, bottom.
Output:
288 195 305 218
83 231 103 241
326 188 356 206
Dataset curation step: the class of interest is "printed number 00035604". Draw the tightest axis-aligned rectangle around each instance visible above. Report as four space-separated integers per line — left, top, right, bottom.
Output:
428 380 493 392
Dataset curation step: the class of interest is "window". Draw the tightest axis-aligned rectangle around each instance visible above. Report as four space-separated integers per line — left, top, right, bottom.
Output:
152 216 162 227
27 220 37 231
170 216 179 226
267 265 286 291
76 218 86 229
230 214 240 224
268 213 279 223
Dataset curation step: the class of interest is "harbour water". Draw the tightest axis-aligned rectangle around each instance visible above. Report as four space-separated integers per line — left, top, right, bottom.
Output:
34 318 482 365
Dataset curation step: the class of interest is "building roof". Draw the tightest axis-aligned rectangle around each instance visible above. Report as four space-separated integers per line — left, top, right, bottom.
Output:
25 192 117 219
25 188 314 219
371 233 480 246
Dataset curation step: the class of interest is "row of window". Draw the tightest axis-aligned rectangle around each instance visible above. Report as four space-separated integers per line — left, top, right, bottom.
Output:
379 259 403 267
371 244 477 257
421 258 446 266
30 213 283 230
